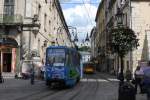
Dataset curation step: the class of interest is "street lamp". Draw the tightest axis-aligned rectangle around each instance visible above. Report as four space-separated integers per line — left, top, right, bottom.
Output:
115 7 125 84
74 33 78 42
68 26 78 42
116 8 124 26
56 27 64 46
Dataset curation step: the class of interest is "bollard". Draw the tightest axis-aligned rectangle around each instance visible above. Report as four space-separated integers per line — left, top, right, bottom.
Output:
0 75 4 83
118 82 136 100
30 61 35 85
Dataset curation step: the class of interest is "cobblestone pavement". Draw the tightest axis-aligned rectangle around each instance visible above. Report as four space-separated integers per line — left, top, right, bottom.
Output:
0 72 147 100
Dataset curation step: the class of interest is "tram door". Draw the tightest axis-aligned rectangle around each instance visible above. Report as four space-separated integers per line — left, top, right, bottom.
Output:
3 53 12 72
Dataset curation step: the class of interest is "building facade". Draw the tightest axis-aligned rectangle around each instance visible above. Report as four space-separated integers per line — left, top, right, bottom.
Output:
94 0 150 75
90 26 96 58
0 0 73 74
130 0 150 73
80 51 91 63
95 0 107 72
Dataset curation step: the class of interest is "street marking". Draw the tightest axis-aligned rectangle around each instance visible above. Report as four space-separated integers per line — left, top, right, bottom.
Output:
80 78 88 82
80 78 109 82
107 78 119 82
3 77 14 79
88 79 97 82
97 79 109 82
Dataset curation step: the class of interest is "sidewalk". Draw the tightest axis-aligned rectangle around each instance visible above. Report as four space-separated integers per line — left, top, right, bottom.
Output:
97 72 147 100
2 72 15 79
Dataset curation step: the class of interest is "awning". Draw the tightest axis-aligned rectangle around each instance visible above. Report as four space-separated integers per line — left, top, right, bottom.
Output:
0 37 18 48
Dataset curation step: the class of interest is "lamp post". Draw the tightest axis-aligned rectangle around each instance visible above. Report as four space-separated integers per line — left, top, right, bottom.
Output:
116 8 124 27
56 27 64 46
115 8 124 83
68 26 78 42
56 26 78 47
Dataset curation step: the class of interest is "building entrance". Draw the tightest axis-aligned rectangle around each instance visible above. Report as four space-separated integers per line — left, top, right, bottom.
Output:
3 53 12 72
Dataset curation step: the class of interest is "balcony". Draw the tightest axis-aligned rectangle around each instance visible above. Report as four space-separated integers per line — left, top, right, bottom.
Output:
0 14 23 25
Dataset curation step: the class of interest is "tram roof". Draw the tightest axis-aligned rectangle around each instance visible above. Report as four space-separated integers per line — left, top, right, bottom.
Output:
47 46 67 49
46 46 77 51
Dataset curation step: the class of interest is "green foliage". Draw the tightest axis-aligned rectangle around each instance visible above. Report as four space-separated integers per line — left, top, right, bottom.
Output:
78 46 91 51
109 27 139 57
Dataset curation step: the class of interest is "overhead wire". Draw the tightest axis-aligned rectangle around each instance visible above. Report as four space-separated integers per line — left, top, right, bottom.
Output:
81 0 94 25
78 0 94 39
59 3 99 4
1 0 98 39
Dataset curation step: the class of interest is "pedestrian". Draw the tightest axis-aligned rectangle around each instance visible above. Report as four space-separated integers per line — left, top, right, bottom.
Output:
142 61 150 100
125 69 132 82
134 65 144 94
118 72 124 86
143 73 150 100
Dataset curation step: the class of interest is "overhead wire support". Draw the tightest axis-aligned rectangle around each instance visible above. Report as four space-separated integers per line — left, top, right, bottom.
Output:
81 0 94 25
59 2 99 4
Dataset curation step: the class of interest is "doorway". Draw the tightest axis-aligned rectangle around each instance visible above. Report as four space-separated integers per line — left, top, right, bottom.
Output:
3 53 12 72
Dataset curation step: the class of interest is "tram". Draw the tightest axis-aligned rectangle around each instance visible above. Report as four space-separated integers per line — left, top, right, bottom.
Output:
83 62 95 74
44 46 81 87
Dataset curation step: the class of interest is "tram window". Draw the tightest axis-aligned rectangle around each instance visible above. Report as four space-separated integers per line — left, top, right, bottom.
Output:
66 54 70 67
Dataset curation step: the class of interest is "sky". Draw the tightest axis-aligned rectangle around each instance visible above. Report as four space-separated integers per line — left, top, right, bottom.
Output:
60 0 101 42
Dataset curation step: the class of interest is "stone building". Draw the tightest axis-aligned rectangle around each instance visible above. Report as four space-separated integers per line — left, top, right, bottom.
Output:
95 0 107 72
130 0 150 73
0 0 73 74
94 0 150 75
90 26 96 59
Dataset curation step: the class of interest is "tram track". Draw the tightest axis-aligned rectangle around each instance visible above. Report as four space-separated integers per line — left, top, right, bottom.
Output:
1 72 118 100
62 74 100 100
77 74 100 100
14 88 58 100
67 80 91 100
14 79 87 100
40 82 86 100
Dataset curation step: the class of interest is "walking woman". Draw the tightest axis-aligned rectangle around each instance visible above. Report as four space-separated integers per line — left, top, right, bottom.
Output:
134 66 144 94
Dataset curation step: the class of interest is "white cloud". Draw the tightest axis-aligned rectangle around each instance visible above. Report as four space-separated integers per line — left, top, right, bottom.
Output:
63 3 97 40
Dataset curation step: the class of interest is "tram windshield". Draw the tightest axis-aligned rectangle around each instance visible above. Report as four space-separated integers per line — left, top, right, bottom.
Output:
46 49 65 66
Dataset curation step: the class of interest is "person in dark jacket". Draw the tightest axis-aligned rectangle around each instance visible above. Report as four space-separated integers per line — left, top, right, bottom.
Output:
134 66 144 94
142 61 150 100
126 69 132 82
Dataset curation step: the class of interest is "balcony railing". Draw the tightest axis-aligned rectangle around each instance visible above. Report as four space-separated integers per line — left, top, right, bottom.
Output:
0 14 23 25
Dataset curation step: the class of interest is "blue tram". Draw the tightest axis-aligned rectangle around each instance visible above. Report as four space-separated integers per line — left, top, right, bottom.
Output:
44 46 81 87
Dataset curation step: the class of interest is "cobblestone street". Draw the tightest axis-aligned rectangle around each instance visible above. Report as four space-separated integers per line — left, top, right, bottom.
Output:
0 72 147 100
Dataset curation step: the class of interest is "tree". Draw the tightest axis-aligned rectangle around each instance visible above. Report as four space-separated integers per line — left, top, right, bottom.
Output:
109 27 139 82
78 46 91 52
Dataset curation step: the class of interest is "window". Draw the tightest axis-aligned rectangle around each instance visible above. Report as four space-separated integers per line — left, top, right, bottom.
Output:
38 4 41 19
46 49 65 66
44 14 47 31
127 61 129 70
49 20 51 32
4 0 15 15
125 13 127 26
38 39 40 54
45 0 47 3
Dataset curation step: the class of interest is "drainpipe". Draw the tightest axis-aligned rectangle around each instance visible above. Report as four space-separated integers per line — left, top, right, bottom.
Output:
0 50 3 83
129 0 133 74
